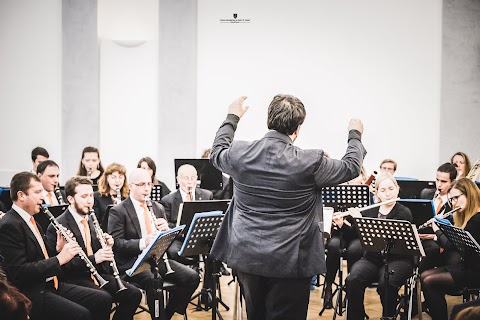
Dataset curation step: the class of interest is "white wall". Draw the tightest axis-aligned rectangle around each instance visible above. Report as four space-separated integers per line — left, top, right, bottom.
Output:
98 0 159 174
197 0 443 180
0 0 62 185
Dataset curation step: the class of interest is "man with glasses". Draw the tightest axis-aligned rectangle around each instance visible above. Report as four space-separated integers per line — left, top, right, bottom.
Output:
108 168 200 320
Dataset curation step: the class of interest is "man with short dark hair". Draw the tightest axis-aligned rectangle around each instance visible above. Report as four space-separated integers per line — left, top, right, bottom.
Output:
209 95 366 319
379 158 397 174
37 160 65 206
31 147 49 173
0 172 111 320
45 176 141 320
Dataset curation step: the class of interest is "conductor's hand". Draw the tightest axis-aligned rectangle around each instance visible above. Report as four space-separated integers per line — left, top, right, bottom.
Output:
154 218 169 232
57 241 81 265
94 247 114 264
348 118 364 134
228 96 249 118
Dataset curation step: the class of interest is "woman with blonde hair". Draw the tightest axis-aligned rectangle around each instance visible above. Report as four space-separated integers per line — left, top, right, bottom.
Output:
345 172 413 320
93 163 129 224
421 178 480 320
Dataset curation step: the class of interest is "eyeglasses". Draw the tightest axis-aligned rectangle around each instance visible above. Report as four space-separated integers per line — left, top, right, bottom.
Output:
448 194 463 203
132 182 153 188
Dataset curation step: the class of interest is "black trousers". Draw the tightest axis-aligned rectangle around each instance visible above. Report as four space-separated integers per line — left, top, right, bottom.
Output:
237 271 311 320
345 257 413 320
71 275 142 320
325 236 363 284
37 281 112 320
128 259 200 318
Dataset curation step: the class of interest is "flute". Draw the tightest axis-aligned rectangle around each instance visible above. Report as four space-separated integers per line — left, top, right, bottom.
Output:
418 206 462 230
332 198 400 220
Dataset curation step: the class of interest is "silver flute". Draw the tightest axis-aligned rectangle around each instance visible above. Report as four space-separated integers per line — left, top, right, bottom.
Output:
89 209 127 293
145 197 175 274
418 206 462 230
42 207 109 288
54 187 66 205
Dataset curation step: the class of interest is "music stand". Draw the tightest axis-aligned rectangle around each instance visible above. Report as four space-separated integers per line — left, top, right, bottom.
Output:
177 200 230 230
0 187 12 211
353 217 425 320
150 185 163 202
319 185 370 318
399 199 435 234
126 225 185 320
436 222 480 257
179 211 225 320
397 180 435 199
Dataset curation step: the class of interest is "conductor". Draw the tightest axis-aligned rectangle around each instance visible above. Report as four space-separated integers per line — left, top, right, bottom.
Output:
209 95 366 320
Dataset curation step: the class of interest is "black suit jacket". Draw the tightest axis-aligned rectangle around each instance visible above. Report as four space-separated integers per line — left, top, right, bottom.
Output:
160 188 214 228
0 208 62 310
45 208 108 283
93 191 116 225
107 197 166 273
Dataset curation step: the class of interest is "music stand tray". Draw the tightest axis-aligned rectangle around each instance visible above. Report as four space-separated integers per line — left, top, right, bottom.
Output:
436 222 480 257
353 217 425 320
126 225 185 277
179 211 225 320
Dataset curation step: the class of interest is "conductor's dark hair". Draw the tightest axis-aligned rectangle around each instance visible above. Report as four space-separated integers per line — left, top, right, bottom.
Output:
10 172 40 201
0 280 32 320
437 162 457 182
267 94 306 136
65 176 93 200
37 160 59 175
31 147 49 161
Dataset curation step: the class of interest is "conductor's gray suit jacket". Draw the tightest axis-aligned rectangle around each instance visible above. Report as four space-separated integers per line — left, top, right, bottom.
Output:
209 114 366 278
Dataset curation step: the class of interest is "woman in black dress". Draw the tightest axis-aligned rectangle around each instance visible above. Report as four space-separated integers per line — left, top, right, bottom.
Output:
77 146 105 185
421 178 480 320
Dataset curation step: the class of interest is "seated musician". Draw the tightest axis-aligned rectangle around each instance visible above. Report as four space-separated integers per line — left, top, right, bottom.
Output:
421 178 480 320
450 151 472 179
419 163 457 272
108 168 200 320
0 172 112 320
30 146 49 174
160 164 213 264
93 163 129 225
37 160 66 206
137 157 171 199
323 173 365 308
345 172 414 320
45 176 141 320
77 146 104 185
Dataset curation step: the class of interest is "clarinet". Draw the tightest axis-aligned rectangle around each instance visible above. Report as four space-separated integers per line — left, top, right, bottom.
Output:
145 197 175 274
87 169 92 180
54 187 66 205
114 187 122 205
42 207 109 288
89 209 127 293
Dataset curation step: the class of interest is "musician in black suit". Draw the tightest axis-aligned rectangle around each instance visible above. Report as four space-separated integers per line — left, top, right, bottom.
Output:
209 95 366 320
419 163 458 272
45 176 141 320
0 172 111 320
108 168 200 320
345 173 414 320
0 200 6 218
37 160 66 206
93 163 129 225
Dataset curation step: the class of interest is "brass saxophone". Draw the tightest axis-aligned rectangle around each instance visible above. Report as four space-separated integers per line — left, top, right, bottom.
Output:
42 207 109 288
145 197 175 274
89 209 127 293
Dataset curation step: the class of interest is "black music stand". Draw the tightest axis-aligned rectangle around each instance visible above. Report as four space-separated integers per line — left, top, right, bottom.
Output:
319 185 370 318
150 185 163 202
353 217 425 320
436 222 480 257
397 180 435 199
177 200 230 229
179 211 225 320
126 226 185 320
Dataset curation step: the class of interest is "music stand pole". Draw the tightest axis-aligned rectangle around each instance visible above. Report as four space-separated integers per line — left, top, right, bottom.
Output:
149 258 166 320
